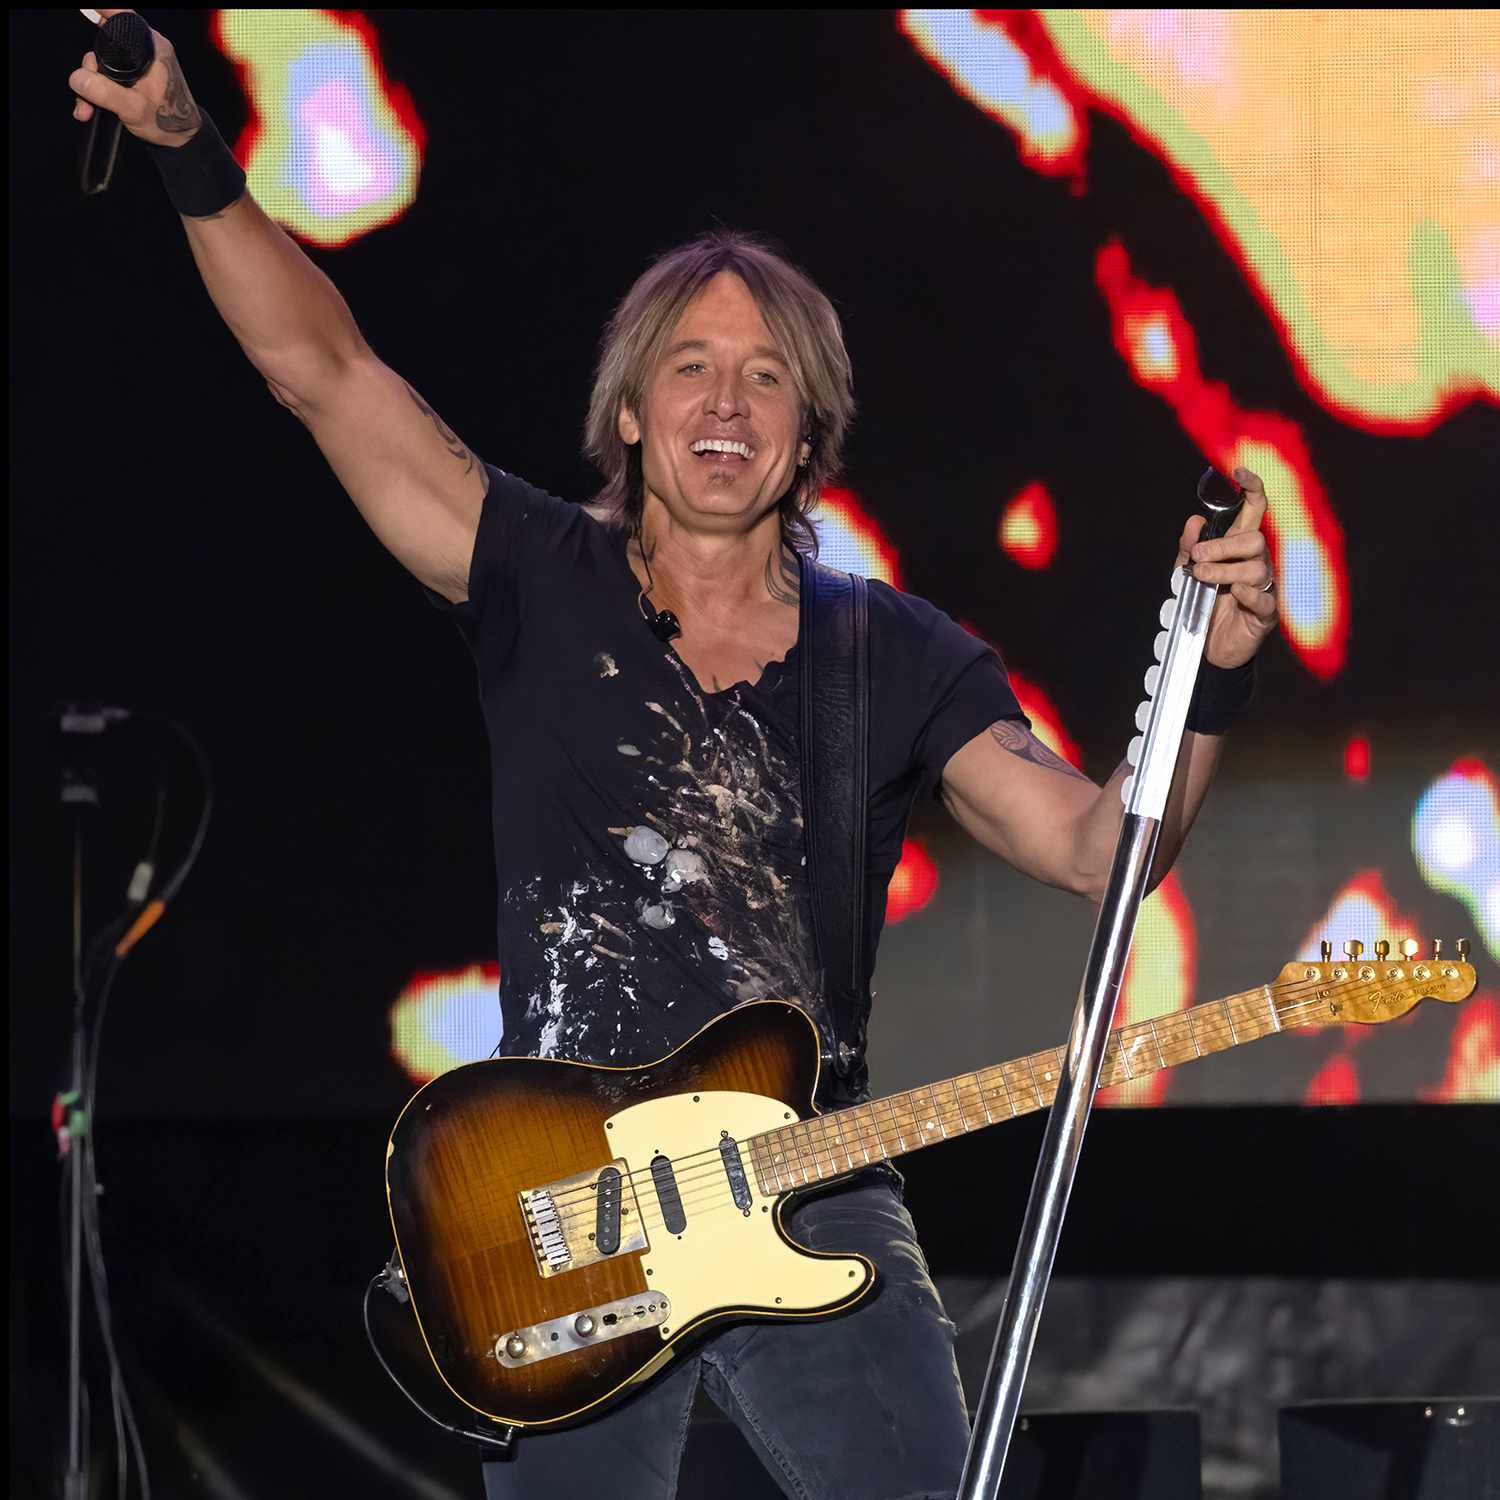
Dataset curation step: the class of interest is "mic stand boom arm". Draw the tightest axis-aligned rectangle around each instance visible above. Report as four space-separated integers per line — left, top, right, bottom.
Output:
957 472 1243 1499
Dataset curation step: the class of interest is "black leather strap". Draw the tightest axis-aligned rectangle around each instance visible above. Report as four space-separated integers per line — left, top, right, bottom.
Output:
797 554 871 1105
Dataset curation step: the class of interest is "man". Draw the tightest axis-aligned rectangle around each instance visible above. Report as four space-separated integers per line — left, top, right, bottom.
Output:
71 17 1277 1499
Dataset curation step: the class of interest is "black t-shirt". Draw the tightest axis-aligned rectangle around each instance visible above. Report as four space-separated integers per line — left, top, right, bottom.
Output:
431 464 1024 1083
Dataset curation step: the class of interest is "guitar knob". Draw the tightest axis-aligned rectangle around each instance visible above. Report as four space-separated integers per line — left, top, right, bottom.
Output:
1144 665 1161 696
1320 941 1332 962
1344 940 1364 961
1159 598 1176 628
1170 569 1185 597
574 1314 596 1338
1457 939 1471 962
1135 700 1151 732
1153 631 1170 662
1127 736 1143 768
1120 774 1135 807
1400 938 1420 960
504 1334 527 1360
1374 940 1390 960
1432 939 1443 959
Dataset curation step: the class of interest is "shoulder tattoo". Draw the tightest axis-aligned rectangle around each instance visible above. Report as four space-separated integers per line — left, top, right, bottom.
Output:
988 719 1091 782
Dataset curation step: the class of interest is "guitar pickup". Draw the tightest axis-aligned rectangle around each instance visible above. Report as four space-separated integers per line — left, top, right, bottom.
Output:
520 1159 648 1278
719 1133 752 1212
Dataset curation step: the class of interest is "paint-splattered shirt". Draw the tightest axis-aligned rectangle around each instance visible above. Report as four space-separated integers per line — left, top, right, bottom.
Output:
432 466 1023 1090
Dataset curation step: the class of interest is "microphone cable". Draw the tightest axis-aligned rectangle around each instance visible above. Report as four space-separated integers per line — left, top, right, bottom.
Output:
57 711 215 1500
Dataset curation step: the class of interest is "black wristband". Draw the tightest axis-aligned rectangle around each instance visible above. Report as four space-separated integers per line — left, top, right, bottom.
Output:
1186 658 1256 736
147 112 247 220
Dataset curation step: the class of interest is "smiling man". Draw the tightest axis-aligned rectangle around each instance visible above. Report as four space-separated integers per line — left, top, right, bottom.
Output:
69 20 1278 1493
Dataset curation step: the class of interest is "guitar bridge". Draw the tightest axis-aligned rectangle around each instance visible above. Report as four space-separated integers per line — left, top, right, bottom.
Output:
520 1159 648 1278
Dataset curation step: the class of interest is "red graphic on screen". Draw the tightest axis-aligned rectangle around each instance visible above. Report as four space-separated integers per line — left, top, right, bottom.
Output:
1422 994 1500 1103
1305 1050 1360 1106
1094 242 1350 680
1344 735 1371 782
999 481 1059 569
886 837 939 925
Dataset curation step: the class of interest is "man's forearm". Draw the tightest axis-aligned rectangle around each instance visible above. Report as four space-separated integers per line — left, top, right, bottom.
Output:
180 189 366 395
1073 730 1226 898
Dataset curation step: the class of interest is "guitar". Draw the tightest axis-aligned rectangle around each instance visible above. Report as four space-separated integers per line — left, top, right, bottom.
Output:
379 940 1476 1437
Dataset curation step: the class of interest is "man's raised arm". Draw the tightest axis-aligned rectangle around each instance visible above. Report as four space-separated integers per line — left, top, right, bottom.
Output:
68 10 487 604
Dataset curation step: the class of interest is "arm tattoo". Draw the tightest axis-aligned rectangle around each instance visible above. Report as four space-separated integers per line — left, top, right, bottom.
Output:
764 545 800 606
988 719 1091 782
155 54 203 137
403 381 476 476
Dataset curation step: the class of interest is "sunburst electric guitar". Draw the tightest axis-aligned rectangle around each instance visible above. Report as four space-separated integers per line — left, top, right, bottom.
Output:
378 940 1475 1437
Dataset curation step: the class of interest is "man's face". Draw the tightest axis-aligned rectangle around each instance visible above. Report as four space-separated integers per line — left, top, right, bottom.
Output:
620 270 810 534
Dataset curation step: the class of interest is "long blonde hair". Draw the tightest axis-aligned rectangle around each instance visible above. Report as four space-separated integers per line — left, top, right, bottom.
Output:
583 230 856 556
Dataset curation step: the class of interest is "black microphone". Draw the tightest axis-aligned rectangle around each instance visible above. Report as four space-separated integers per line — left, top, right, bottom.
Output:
80 11 156 196
638 592 681 643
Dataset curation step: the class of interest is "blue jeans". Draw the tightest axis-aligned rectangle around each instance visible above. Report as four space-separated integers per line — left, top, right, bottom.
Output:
481 1169 970 1500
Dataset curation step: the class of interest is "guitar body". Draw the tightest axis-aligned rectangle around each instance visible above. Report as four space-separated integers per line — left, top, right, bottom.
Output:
386 1000 873 1432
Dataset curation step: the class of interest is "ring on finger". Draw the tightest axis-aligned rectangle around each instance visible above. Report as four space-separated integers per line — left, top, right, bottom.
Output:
1260 575 1276 593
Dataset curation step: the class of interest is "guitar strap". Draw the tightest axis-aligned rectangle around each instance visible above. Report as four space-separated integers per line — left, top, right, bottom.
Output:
796 554 871 1107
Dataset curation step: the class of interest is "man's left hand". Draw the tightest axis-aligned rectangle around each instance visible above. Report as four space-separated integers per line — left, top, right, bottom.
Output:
1174 466 1279 669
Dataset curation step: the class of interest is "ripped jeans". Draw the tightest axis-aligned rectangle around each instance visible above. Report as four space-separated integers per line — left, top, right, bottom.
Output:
481 1168 970 1500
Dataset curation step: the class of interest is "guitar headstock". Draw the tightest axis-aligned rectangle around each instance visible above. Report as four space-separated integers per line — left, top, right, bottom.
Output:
1272 938 1477 1026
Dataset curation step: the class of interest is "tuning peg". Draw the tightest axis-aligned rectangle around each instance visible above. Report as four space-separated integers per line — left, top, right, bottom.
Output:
1432 939 1443 959
1320 941 1332 962
1457 939 1470 962
1400 939 1420 960
1374 940 1390 960
1344 940 1364 961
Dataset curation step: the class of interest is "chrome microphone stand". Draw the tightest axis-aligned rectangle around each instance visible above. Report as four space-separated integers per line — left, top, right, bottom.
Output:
957 471 1244 1499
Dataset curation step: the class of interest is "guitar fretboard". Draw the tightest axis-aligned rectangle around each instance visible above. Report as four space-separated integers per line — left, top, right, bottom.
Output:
744 982 1322 1195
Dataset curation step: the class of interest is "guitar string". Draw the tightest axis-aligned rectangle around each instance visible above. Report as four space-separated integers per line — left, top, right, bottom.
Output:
528 974 1411 1224
545 984 1340 1240
526 973 1413 1229
550 975 1449 1246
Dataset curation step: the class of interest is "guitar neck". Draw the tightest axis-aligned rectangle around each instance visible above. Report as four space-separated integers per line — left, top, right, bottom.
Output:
747 980 1332 1194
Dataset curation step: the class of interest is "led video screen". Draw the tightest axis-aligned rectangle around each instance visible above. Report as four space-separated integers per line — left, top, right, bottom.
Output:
11 9 1497 1119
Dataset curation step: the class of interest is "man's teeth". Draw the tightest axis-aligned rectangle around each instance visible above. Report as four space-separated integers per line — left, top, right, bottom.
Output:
690 440 754 459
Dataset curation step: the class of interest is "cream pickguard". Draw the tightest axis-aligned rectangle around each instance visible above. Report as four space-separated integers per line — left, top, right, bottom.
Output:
605 1090 873 1342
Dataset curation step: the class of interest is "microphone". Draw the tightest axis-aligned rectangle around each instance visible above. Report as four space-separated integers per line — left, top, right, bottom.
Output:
638 592 681 643
80 11 156 196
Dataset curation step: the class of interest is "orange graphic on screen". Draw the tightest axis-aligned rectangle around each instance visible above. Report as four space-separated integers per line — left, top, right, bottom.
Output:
213 9 425 249
887 837 939 924
901 9 1500 430
999 481 1059 570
